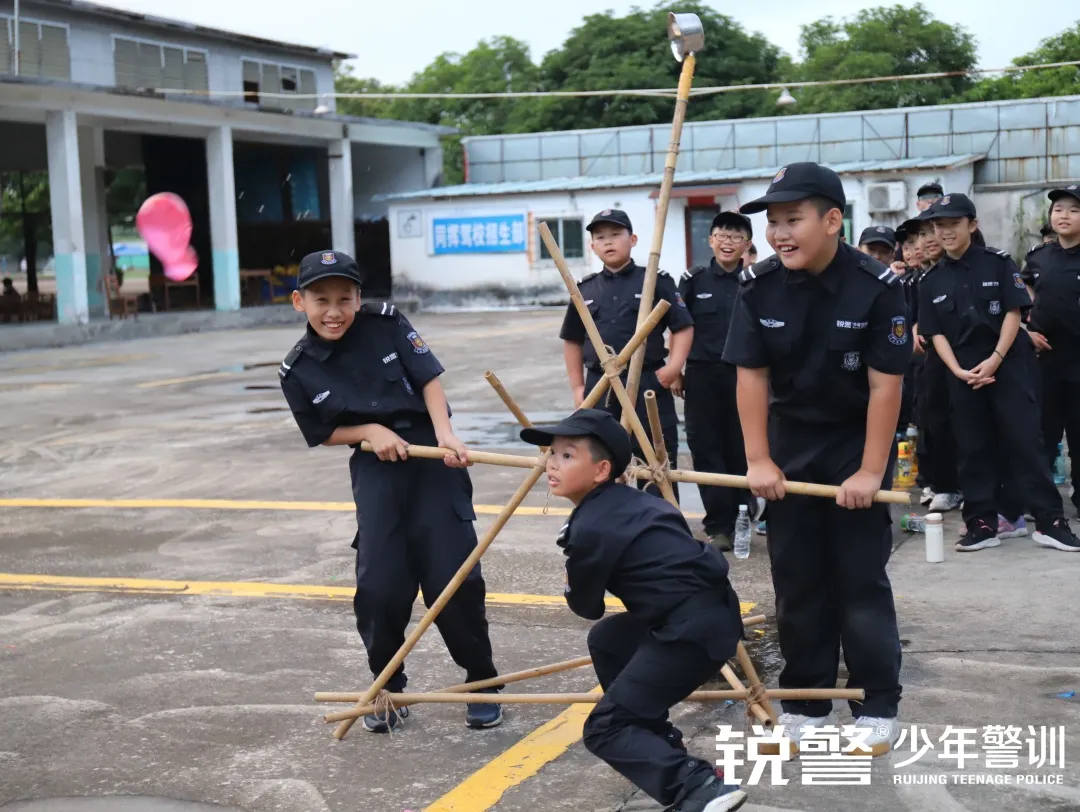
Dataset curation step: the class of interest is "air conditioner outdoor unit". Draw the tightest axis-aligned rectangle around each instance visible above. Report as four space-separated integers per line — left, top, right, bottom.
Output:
867 181 908 213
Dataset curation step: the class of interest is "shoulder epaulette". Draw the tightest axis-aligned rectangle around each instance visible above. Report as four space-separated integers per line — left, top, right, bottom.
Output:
359 301 397 317
856 256 902 287
685 264 707 277
279 340 305 379
1026 242 1050 257
981 246 1011 261
658 269 672 279
738 256 780 284
578 271 599 285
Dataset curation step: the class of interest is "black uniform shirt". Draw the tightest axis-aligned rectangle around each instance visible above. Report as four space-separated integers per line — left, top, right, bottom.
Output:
279 303 444 447
1022 241 1080 371
556 481 739 655
560 261 694 369
918 245 1032 369
678 258 742 363
722 243 912 426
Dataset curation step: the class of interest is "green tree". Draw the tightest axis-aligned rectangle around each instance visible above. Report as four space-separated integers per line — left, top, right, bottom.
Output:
520 1 781 132
962 21 1080 102
782 4 977 113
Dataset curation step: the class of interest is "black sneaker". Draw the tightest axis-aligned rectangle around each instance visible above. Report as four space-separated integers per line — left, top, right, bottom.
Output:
674 774 748 812
362 704 409 733
956 519 1000 552
1033 518 1080 552
708 533 733 552
466 687 503 729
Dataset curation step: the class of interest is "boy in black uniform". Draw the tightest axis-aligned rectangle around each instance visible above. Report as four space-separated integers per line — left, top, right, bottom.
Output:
916 195 1080 552
561 209 695 499
723 162 910 755
1023 185 1080 516
857 225 897 267
279 250 502 732
678 211 759 550
916 182 944 212
520 408 748 812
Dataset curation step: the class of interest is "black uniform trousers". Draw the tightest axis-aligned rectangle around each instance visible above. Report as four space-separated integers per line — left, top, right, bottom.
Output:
583 600 739 809
684 361 752 537
349 420 497 692
585 366 680 502
1039 357 1080 513
766 416 902 719
947 346 1064 529
917 348 961 495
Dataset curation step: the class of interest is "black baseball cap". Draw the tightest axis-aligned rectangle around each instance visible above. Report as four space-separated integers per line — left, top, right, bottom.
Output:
1048 184 1080 204
297 250 363 288
1040 223 1056 238
519 408 632 475
586 209 633 233
858 225 897 248
917 182 944 199
711 211 753 237
919 193 977 220
895 218 921 242
739 162 846 215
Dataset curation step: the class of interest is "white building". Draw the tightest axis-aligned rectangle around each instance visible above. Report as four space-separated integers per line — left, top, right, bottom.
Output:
0 0 448 324
383 96 1080 307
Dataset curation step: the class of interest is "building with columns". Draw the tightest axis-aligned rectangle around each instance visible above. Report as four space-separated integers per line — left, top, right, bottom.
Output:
0 0 448 324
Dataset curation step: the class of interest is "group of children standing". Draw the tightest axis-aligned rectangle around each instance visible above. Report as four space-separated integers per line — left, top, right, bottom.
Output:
279 163 1077 812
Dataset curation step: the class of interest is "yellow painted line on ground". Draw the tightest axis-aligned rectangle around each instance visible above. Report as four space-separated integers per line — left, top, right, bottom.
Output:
136 371 237 389
424 688 602 812
0 497 704 520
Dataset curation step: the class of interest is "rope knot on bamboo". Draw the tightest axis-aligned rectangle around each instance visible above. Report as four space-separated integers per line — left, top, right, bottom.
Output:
744 683 767 724
622 455 670 486
370 689 403 734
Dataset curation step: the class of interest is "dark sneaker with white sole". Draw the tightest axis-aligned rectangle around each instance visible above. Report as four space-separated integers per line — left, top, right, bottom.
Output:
674 774 748 812
956 520 1000 552
466 687 503 728
1032 518 1080 552
363 704 409 733
709 533 733 552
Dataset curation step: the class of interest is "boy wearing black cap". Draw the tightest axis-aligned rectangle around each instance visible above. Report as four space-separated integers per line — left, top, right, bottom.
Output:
560 209 695 499
722 162 911 755
858 225 898 267
917 195 1080 552
520 408 748 812
678 211 758 550
1023 185 1080 515
916 182 944 212
279 250 502 733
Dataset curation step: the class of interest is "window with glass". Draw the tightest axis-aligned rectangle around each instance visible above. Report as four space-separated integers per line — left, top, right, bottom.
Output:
537 217 585 260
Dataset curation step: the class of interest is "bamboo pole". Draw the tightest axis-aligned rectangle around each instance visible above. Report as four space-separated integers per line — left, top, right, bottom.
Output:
349 443 910 504
644 390 668 469
318 687 864 707
320 656 593 722
623 52 698 430
737 637 778 725
485 371 535 433
721 664 772 729
540 222 677 504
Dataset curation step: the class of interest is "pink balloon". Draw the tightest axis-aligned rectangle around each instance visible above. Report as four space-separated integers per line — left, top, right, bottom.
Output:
136 193 198 282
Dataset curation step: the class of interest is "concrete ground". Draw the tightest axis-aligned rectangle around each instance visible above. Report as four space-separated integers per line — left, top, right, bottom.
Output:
0 310 1078 812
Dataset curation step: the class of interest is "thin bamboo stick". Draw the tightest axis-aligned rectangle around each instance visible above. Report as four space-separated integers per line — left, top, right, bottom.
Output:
485 371 535 433
320 655 593 722
721 663 772 729
737 638 778 725
623 52 698 428
540 222 677 504
644 390 668 468
332 461 548 739
320 687 864 707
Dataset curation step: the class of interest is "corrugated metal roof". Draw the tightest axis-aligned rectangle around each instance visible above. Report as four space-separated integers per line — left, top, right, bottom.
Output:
378 155 985 201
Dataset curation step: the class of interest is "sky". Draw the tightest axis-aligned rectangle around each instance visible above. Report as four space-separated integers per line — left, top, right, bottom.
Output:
93 0 1069 86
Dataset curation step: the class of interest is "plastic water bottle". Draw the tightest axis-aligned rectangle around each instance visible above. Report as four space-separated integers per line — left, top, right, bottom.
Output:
924 512 944 563
900 513 926 533
734 505 751 560
1054 443 1068 486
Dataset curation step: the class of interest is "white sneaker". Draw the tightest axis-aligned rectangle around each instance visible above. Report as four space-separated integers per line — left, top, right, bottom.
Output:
919 487 935 506
847 716 900 757
757 711 837 756
929 492 963 512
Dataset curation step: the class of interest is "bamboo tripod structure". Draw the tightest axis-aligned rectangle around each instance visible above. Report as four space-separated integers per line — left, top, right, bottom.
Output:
321 15 911 739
